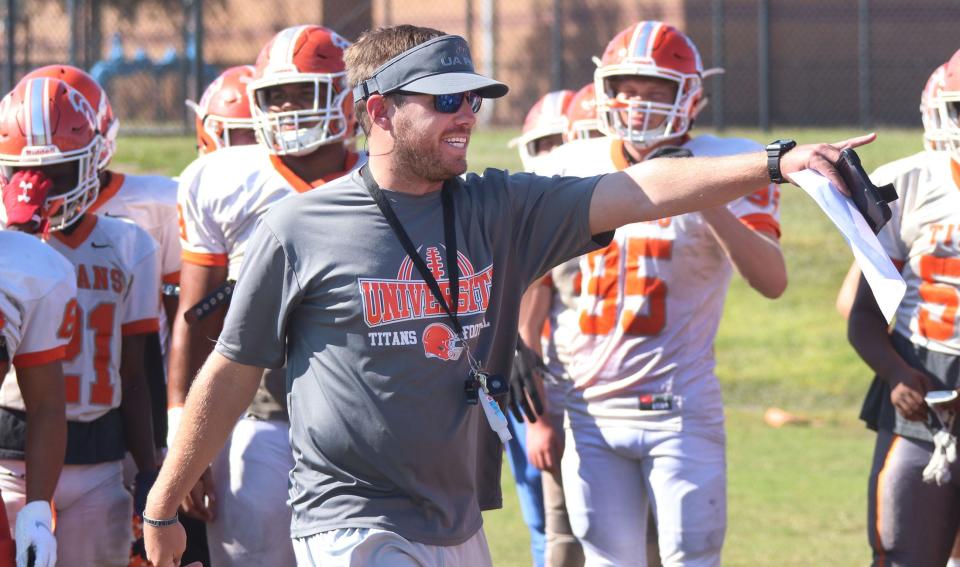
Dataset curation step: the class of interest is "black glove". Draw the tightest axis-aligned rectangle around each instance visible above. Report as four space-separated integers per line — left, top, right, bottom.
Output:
133 469 159 518
508 338 546 423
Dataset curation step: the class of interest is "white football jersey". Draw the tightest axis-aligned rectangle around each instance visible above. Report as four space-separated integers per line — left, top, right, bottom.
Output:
875 150 960 355
0 216 161 421
89 171 182 285
178 144 364 279
539 135 781 428
0 230 77 366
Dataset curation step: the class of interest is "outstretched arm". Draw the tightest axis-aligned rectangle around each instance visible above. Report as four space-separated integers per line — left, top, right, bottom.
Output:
589 134 876 234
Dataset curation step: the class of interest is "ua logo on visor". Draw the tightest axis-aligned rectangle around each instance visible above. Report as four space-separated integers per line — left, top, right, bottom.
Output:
422 322 463 361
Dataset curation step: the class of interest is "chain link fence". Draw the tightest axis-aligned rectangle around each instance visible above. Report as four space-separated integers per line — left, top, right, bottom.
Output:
2 0 958 134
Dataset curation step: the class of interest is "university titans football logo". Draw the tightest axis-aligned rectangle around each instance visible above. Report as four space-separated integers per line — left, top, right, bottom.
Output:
358 245 493 329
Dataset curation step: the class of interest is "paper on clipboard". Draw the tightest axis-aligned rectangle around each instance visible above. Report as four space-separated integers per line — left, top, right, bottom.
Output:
790 169 906 323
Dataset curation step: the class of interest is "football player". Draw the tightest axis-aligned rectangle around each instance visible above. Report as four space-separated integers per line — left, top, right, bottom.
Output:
19 63 188 566
167 24 364 566
532 21 786 565
0 77 161 567
849 48 960 566
187 65 258 155
0 223 77 567
836 62 950 320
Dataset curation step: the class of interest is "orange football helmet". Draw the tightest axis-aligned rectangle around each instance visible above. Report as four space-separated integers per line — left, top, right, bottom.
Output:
0 78 102 231
509 89 574 171
422 323 463 361
187 65 256 155
21 64 118 170
564 83 602 143
595 21 706 146
248 25 353 156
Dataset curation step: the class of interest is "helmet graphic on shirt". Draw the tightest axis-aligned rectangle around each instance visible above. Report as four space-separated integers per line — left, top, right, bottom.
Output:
422 323 463 362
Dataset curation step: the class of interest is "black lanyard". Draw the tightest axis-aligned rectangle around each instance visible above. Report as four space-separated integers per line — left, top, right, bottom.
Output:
360 165 464 337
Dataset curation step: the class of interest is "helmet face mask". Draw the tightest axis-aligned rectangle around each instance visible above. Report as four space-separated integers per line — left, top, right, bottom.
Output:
0 78 102 232
595 21 705 148
249 75 350 156
202 114 257 151
249 25 353 157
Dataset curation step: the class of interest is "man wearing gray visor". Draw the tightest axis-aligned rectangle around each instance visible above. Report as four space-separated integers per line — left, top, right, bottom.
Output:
145 24 874 567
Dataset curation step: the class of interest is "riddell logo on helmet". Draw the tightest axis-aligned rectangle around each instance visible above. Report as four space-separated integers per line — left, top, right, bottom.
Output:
22 146 58 157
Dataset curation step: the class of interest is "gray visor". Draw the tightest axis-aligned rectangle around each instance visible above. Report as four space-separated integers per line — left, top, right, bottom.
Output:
353 35 509 103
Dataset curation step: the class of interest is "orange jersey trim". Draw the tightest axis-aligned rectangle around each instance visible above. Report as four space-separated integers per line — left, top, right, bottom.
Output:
52 214 98 249
86 171 126 214
269 151 359 193
181 250 228 267
738 213 781 239
12 345 66 368
162 271 181 285
951 159 960 191
610 140 631 172
121 318 160 336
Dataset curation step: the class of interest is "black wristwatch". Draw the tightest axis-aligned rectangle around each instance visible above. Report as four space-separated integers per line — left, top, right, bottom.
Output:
765 139 797 184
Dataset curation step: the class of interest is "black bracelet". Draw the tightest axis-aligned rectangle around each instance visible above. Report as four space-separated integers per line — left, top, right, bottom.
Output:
142 512 179 528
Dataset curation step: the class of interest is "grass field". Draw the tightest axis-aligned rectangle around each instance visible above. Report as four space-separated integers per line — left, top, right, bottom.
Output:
116 127 921 566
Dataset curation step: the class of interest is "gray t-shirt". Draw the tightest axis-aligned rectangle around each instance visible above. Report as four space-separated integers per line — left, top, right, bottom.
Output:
215 167 609 545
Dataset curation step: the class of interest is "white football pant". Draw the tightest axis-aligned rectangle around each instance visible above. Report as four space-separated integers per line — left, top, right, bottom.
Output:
206 417 296 566
0 460 131 567
561 415 726 567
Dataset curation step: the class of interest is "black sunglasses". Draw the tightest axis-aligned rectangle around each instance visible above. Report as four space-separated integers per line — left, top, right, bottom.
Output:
394 91 482 114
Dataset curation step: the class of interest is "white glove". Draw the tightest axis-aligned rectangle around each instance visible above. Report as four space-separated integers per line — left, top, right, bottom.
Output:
15 500 55 567
166 406 183 452
923 429 957 486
